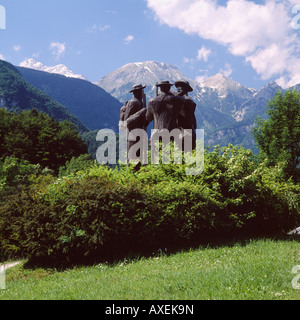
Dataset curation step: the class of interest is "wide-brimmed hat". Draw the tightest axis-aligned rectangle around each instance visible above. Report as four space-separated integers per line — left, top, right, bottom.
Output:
129 84 146 93
156 80 174 87
175 80 193 92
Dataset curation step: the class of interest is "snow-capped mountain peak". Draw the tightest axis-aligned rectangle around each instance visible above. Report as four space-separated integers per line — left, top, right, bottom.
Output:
97 60 199 103
201 73 255 100
19 59 86 80
202 73 229 89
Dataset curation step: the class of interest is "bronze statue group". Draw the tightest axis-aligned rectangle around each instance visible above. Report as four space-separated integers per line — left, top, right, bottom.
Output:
119 80 197 164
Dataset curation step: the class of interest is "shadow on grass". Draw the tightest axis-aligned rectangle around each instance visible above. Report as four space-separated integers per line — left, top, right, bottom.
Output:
22 228 300 271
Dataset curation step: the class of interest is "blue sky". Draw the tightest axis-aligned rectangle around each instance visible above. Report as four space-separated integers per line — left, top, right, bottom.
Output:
0 0 299 89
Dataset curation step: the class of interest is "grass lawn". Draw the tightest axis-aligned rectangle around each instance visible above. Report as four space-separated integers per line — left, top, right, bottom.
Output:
1 238 300 300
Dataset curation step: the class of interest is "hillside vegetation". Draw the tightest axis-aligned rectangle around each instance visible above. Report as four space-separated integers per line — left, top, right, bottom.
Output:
0 60 87 132
18 66 122 131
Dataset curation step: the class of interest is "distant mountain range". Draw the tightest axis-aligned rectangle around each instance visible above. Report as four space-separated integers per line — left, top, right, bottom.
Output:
19 59 86 80
0 59 88 132
1 58 299 154
97 61 194 103
17 65 122 131
96 61 300 151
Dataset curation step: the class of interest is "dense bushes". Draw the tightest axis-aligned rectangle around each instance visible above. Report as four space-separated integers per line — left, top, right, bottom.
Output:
0 144 299 266
0 156 54 200
58 154 94 177
0 176 157 265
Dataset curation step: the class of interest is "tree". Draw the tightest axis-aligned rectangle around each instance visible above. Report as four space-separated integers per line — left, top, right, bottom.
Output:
0 109 88 172
252 89 300 181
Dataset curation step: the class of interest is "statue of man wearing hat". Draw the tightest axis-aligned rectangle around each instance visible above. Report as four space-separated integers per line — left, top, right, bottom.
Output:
123 84 147 129
145 80 184 132
119 84 147 163
175 80 197 151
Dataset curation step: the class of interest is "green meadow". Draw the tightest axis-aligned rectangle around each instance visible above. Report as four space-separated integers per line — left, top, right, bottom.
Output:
1 238 300 300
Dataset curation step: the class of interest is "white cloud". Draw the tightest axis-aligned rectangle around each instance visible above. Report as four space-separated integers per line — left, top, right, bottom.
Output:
86 24 111 33
246 44 290 79
124 35 135 44
13 45 21 52
184 46 212 66
195 69 210 84
289 0 300 6
195 75 207 84
219 63 233 78
0 54 5 60
147 0 300 88
49 42 66 60
197 46 211 62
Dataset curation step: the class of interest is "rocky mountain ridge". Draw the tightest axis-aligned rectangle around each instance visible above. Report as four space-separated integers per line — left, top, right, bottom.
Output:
11 59 299 152
96 60 299 151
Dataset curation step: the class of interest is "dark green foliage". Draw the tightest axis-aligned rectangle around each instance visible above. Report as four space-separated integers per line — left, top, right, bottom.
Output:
81 130 120 162
252 89 300 181
80 130 101 159
0 145 299 266
0 109 88 172
0 156 54 201
0 173 159 265
58 154 94 177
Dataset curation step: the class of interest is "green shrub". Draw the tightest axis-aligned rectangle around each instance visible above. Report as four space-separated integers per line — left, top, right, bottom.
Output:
0 145 299 266
135 145 300 234
0 156 54 200
58 154 95 177
0 167 159 265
